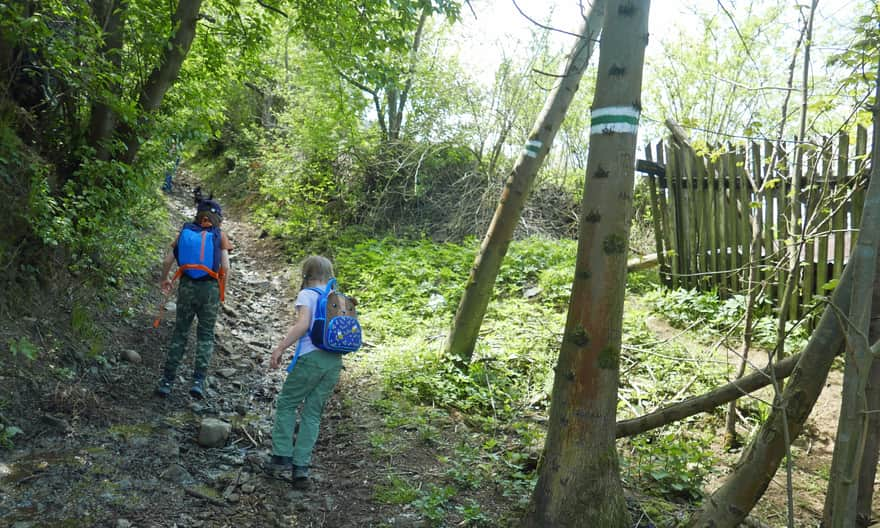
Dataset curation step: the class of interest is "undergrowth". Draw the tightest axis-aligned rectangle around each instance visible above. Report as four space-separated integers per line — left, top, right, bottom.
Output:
334 236 766 526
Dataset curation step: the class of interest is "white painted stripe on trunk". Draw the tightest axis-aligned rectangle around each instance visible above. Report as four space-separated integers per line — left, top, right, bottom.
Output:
591 106 640 119
590 122 639 135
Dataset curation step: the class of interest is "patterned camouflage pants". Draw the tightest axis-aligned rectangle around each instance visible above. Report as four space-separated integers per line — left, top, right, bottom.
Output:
162 276 220 379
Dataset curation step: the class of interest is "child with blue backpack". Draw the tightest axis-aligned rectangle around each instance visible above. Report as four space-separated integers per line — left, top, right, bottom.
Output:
155 198 232 399
266 255 357 487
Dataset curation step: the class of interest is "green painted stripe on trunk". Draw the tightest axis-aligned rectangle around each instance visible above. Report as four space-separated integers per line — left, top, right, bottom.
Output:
590 114 640 126
523 139 543 158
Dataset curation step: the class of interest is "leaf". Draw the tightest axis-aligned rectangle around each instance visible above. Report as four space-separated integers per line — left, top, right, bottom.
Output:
822 279 840 291
4 426 23 437
650 469 670 481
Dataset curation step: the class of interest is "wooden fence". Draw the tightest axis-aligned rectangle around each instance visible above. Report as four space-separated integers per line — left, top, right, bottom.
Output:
638 125 872 319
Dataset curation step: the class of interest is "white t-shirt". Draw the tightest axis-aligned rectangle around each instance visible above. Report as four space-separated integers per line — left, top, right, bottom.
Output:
294 286 324 358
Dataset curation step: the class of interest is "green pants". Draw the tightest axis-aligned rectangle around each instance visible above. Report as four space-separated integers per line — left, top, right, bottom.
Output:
271 349 342 466
163 276 220 378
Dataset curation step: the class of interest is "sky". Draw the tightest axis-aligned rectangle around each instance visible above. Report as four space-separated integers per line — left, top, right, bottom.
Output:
446 0 869 144
452 0 689 83
451 0 866 86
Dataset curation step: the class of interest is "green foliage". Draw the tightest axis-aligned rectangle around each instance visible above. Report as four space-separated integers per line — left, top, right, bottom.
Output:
622 425 717 501
828 3 880 112
335 237 476 332
0 424 24 450
412 483 457 525
6 337 38 361
374 474 420 504
646 287 809 351
290 0 462 114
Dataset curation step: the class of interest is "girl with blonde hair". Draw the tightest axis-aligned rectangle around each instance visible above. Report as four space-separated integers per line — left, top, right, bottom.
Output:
266 255 342 487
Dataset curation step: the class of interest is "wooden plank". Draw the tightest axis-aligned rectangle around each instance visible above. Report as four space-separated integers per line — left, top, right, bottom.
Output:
738 145 752 295
698 153 714 289
776 142 790 318
815 141 832 295
832 132 849 282
852 125 869 248
717 146 731 293
788 141 802 322
706 153 720 289
655 142 674 287
664 141 681 289
801 149 818 309
644 144 669 286
727 143 744 292
761 140 776 298
800 146 819 315
694 150 710 289
682 145 697 288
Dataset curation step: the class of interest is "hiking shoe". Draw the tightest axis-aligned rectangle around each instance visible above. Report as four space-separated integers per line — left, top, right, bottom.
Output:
292 465 311 489
189 377 206 399
155 377 173 397
265 455 293 480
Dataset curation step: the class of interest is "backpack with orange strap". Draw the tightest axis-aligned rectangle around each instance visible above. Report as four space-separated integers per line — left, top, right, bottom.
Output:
171 199 227 302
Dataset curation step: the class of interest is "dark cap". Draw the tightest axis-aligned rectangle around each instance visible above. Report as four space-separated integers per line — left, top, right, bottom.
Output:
197 199 223 219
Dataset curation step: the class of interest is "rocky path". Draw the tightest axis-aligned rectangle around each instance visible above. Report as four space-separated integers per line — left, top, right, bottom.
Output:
0 180 405 528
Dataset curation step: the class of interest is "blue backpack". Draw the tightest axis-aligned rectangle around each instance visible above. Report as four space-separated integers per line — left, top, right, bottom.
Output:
288 278 361 372
174 223 222 280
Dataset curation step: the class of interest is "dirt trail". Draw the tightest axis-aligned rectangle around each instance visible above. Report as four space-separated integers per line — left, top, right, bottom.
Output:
0 178 405 528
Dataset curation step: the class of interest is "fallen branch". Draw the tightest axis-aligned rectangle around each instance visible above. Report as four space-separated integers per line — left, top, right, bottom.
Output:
241 425 259 449
185 486 226 506
616 351 802 438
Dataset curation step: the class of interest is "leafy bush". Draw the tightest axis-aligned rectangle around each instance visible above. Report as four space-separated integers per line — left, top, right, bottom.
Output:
622 425 717 501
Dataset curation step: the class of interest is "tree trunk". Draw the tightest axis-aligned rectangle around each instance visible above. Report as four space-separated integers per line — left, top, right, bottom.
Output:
388 4 428 142
824 48 880 528
444 0 606 364
118 0 202 165
616 350 802 438
87 0 127 162
855 263 880 527
522 2 649 526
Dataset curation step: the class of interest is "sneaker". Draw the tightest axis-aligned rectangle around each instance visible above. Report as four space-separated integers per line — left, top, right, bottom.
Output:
155 377 173 397
292 465 310 489
189 377 206 399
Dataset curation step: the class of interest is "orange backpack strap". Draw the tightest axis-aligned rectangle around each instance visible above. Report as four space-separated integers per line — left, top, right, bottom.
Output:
170 265 225 303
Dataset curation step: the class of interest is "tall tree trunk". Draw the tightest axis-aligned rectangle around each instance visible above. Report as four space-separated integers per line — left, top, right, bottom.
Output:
387 4 429 142
118 0 202 165
823 47 880 528
88 0 127 162
522 2 649 526
855 263 880 527
444 0 606 364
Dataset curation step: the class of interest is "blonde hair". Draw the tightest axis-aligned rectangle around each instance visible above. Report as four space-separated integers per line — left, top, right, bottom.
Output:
300 255 334 289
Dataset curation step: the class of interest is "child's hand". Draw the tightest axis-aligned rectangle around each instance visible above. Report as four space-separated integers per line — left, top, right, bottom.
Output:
269 347 283 369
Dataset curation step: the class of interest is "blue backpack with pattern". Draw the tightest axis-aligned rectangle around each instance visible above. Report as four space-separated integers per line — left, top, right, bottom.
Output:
288 278 361 372
309 278 361 353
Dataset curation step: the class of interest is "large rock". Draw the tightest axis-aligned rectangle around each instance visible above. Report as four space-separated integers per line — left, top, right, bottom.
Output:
198 418 231 448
